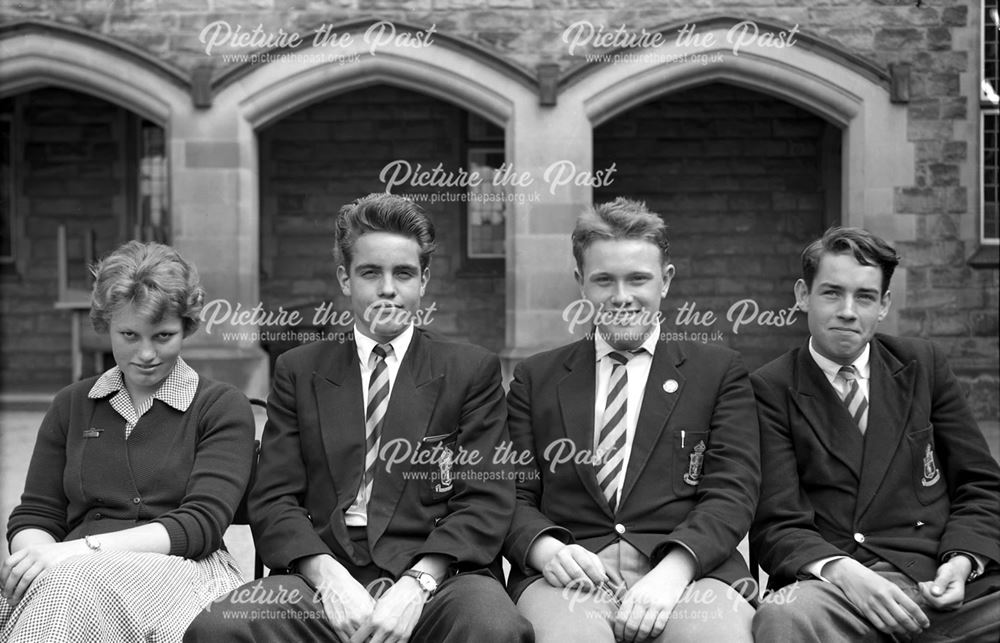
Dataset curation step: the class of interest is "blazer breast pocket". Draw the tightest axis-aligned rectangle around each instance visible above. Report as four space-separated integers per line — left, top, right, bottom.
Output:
672 430 710 497
417 429 459 505
908 424 947 505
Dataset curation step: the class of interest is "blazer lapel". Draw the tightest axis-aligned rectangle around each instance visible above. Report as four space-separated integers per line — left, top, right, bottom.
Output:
313 341 367 510
790 345 864 480
367 330 442 546
556 340 612 517
856 340 916 518
618 339 684 507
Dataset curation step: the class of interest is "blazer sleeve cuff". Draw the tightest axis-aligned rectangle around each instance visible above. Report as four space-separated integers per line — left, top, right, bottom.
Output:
652 539 701 576
942 550 987 578
939 533 1000 571
803 555 848 582
519 526 574 572
274 540 339 572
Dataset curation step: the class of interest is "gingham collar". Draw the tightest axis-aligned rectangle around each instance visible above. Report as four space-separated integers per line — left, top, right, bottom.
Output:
88 357 199 412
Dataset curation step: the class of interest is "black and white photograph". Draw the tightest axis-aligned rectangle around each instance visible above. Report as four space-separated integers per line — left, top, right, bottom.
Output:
0 1 998 641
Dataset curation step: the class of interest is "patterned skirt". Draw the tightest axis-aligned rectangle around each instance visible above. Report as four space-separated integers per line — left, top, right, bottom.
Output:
0 549 244 642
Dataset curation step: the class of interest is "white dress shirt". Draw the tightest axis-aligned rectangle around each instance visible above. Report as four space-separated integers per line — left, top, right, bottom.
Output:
809 338 871 407
592 326 659 508
345 324 414 527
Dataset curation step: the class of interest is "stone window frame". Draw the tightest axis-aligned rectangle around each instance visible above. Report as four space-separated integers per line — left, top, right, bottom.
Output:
982 109 998 243
130 118 170 244
980 1 998 244
971 0 999 268
461 112 506 275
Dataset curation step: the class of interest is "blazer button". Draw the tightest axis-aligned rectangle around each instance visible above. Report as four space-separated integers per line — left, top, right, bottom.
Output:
614 524 626 535
854 532 865 543
132 497 141 504
94 513 103 520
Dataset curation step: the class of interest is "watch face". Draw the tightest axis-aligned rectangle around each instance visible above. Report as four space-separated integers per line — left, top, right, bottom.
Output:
407 571 436 593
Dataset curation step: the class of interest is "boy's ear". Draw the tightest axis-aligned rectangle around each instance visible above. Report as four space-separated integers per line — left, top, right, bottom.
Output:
337 264 351 296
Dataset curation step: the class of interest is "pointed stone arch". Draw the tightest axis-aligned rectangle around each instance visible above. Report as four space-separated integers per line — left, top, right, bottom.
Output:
196 23 542 371
211 18 538 130
0 20 190 124
553 17 915 333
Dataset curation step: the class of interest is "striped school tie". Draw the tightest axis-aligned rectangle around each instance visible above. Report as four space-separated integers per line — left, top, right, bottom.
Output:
837 365 868 435
364 344 392 502
596 351 630 511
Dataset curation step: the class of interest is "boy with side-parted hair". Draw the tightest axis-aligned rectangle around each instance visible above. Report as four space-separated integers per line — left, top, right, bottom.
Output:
751 226 1000 642
186 192 532 643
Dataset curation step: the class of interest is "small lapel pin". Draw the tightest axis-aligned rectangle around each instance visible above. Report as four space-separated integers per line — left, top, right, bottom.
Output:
915 520 925 528
83 427 103 438
663 379 679 394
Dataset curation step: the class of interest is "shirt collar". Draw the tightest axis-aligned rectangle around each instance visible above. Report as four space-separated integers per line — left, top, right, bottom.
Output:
354 323 414 366
594 324 660 362
88 357 199 412
808 338 871 380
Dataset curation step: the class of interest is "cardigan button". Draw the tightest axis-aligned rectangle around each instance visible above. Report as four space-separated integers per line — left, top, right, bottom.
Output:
132 497 141 504
854 532 865 544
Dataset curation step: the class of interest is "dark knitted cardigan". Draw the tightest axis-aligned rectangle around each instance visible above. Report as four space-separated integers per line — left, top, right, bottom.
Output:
6 375 255 559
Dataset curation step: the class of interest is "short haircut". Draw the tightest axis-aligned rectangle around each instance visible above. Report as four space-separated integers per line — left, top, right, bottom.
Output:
335 193 437 271
571 198 670 271
90 240 205 336
801 226 900 295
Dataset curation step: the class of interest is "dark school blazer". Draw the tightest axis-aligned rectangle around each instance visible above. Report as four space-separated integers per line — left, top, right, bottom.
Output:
750 334 1000 597
504 336 761 600
248 328 515 579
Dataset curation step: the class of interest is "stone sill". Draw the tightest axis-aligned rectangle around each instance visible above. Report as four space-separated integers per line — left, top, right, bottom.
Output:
967 244 999 269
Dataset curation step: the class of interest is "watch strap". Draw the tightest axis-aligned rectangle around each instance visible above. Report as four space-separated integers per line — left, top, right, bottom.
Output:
402 569 438 596
943 551 983 582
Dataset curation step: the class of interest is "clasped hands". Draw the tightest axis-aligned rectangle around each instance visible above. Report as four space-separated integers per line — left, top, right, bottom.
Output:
824 555 972 637
1 538 91 606
302 554 429 643
533 539 691 643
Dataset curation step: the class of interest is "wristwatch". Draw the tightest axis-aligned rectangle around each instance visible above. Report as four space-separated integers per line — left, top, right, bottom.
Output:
83 535 102 552
944 552 982 582
402 569 438 597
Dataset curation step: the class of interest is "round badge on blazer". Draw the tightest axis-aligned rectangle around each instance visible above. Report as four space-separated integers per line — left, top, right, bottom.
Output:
663 379 679 393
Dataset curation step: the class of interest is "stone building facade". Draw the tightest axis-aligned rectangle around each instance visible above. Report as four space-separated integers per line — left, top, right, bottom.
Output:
0 1 996 420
